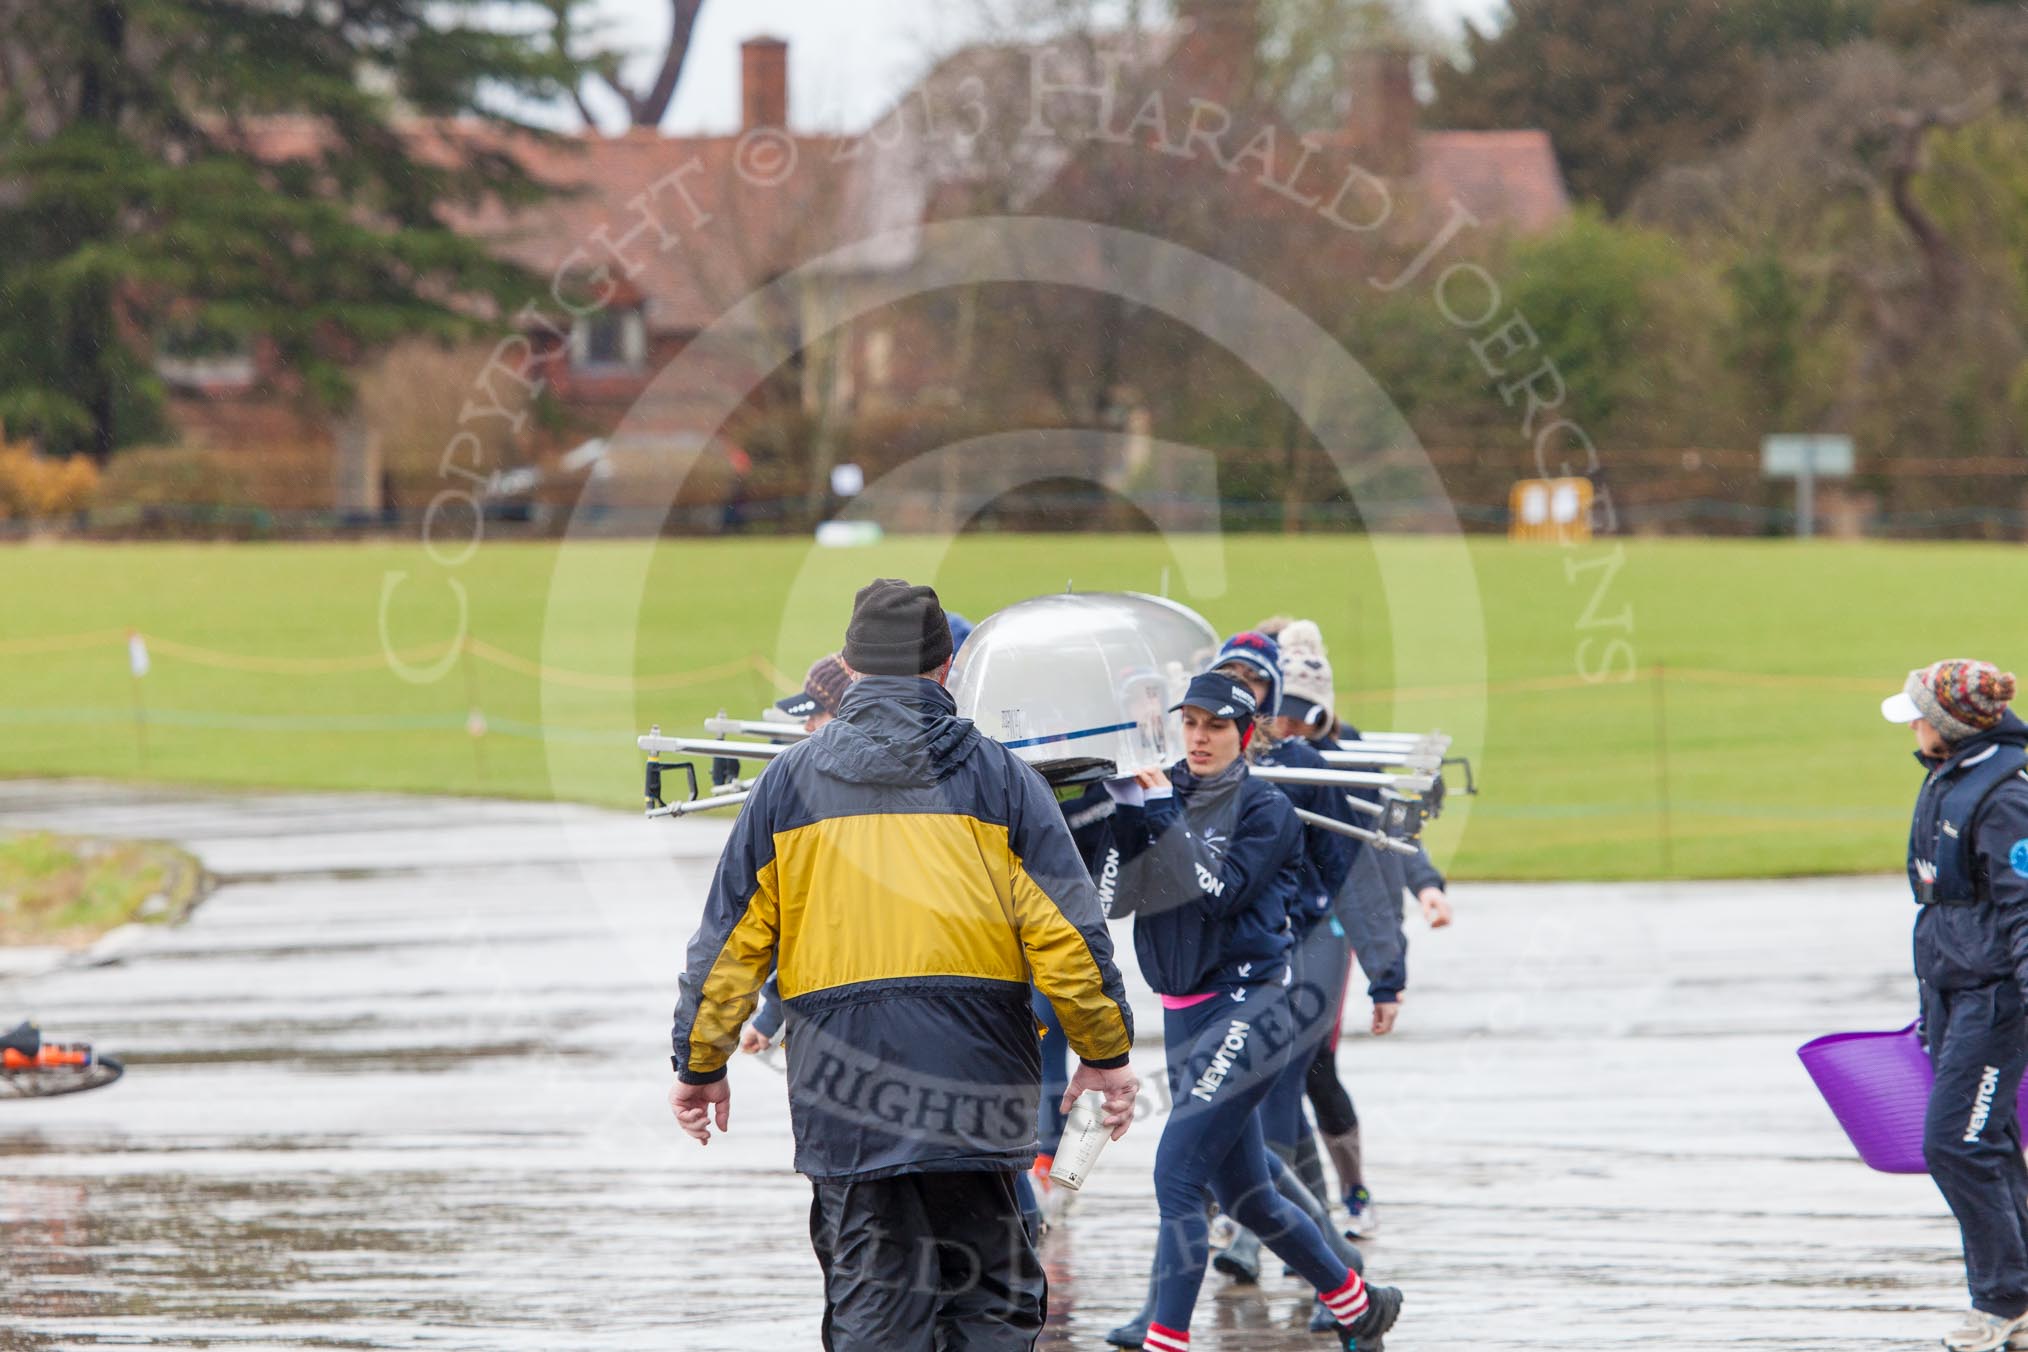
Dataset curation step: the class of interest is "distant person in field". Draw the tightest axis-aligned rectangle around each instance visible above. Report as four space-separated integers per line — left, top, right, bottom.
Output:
1884 659 2028 1352
670 579 1138 1352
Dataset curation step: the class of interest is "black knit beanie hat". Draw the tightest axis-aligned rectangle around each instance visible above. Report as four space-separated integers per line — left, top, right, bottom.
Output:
842 579 953 677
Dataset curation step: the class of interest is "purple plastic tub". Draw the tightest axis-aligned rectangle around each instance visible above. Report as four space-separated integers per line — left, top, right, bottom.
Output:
1798 1024 1935 1173
1798 1023 2028 1174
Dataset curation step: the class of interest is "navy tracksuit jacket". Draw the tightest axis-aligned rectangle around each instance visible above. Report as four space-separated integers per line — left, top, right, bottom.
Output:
1330 722 1432 1005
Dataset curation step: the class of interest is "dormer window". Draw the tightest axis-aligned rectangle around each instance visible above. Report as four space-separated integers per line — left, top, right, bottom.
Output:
571 306 647 373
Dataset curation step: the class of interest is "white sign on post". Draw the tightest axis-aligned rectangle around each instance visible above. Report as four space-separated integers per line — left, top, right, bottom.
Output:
1761 435 1854 538
1762 435 1854 478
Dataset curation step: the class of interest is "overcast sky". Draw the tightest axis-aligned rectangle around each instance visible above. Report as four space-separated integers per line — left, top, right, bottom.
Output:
577 0 1507 134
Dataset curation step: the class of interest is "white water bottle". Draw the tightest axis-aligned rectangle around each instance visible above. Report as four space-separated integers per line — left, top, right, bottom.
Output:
1049 1091 1111 1192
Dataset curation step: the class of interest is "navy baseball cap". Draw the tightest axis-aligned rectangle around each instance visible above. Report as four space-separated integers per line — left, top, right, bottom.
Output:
1277 692 1330 731
774 690 820 719
1171 672 1258 726
774 653 851 720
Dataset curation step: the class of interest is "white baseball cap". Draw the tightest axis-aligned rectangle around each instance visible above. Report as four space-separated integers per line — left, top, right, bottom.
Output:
1880 689 1922 724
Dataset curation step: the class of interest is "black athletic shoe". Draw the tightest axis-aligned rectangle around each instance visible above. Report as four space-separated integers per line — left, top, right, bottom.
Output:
1337 1284 1403 1352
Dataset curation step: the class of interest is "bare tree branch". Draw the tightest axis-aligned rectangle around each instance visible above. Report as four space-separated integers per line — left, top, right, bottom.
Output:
546 0 704 132
626 0 705 128
1875 85 1997 312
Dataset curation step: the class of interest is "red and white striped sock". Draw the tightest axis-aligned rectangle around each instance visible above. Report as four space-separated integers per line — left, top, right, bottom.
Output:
1320 1269 1369 1326
1144 1323 1189 1351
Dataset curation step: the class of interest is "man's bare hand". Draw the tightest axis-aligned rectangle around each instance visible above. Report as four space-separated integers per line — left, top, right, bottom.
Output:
670 1077 731 1145
738 1026 770 1055
1135 768 1170 792
1063 1060 1141 1141
1371 1001 1401 1036
1417 886 1453 929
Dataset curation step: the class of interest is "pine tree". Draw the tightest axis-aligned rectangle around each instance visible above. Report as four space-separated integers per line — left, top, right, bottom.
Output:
0 0 592 460
1429 0 1760 214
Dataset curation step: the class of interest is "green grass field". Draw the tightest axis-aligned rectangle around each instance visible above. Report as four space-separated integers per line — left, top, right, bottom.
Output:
1 535 2022 881
0 831 206 945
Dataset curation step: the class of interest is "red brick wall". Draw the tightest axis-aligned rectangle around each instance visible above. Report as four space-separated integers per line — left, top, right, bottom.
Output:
164 397 337 511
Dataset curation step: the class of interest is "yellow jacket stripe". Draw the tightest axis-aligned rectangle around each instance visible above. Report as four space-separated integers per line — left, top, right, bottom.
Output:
774 813 1030 993
761 811 1131 1066
684 859 780 1077
1010 864 1134 1063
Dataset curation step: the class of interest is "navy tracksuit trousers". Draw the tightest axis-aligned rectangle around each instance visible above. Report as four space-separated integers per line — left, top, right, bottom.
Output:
1150 979 1351 1331
1260 916 1344 1153
1924 981 2028 1318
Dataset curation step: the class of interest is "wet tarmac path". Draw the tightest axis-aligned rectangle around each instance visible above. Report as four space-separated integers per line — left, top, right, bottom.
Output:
0 780 1967 1349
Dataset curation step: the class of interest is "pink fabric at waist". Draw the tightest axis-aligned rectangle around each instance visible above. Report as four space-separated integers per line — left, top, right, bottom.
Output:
1159 991 1217 1010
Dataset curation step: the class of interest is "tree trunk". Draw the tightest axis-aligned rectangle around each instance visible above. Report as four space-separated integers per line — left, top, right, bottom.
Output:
607 0 705 129
80 0 127 463
1886 124 1964 317
78 0 125 123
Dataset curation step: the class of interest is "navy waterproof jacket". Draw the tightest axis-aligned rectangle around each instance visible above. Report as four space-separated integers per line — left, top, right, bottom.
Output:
1101 759 1304 996
1910 711 2028 996
753 782 1119 1044
1323 725 1432 1004
1058 781 1117 873
1257 736 1356 925
671 676 1134 1181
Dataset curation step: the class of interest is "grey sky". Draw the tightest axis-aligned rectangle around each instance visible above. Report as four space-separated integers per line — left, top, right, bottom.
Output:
580 0 1505 134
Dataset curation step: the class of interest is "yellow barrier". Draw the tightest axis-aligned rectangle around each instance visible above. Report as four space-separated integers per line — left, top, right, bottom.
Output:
1508 477 1595 543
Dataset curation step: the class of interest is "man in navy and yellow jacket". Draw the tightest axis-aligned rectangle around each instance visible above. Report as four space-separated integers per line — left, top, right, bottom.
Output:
670 579 1138 1352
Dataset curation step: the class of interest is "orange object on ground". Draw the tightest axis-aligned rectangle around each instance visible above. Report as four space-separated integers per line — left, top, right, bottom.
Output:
3 1044 91 1071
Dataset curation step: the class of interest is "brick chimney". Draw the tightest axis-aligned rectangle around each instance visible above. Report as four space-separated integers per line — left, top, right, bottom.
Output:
1171 0 1261 105
741 36 788 131
1344 49 1419 178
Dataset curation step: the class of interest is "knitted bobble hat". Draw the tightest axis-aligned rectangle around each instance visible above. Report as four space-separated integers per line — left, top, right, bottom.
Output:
1900 659 2017 744
803 654 853 716
1276 620 1335 730
776 653 853 719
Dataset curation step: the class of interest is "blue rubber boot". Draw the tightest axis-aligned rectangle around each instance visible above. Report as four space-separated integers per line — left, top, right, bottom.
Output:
1104 1263 1159 1348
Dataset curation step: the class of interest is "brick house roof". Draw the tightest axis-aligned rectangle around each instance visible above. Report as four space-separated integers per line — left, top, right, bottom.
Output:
1414 130 1571 234
241 50 1568 336
454 129 855 335
237 115 853 337
806 42 1570 283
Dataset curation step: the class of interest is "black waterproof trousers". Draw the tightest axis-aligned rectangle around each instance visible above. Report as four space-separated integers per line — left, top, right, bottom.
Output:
809 1169 1044 1351
1924 980 2028 1318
